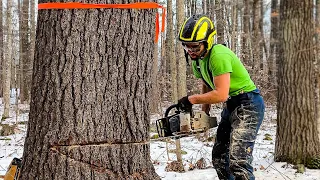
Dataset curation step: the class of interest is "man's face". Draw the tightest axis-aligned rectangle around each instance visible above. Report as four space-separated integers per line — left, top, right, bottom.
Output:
182 42 205 59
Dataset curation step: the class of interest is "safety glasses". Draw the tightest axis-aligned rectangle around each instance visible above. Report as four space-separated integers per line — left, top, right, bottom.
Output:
182 42 202 53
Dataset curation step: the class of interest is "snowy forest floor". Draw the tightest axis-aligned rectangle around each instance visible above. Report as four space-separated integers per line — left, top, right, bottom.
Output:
0 98 320 180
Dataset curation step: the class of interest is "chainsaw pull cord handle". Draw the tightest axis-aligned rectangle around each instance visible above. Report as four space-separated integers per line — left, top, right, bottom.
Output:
164 104 180 117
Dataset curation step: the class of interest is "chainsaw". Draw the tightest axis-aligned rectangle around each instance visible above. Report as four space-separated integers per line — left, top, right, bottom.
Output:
156 104 218 138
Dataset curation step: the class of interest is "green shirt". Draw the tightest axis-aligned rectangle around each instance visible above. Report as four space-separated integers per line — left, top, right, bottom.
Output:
192 44 256 96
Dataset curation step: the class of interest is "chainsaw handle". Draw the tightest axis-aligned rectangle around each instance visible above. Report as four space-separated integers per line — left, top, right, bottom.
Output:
164 104 180 117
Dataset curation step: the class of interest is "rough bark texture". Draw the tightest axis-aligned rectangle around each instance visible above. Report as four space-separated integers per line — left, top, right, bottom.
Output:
2 0 13 118
202 0 207 14
150 40 158 113
20 0 31 103
214 0 225 44
208 0 214 20
30 0 36 62
166 0 178 103
317 0 320 143
0 0 3 98
276 0 320 166
230 2 238 52
19 0 160 179
241 0 251 67
176 0 187 98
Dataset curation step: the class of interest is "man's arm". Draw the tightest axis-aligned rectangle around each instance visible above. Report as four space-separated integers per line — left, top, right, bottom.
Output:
189 73 230 104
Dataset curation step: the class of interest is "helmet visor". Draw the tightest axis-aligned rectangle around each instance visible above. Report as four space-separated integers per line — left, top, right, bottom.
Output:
182 42 202 53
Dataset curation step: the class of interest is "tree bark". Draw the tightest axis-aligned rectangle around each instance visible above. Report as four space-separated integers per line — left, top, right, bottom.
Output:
166 0 178 103
30 0 36 62
191 0 197 15
2 0 13 118
208 0 214 20
177 0 187 98
259 0 267 71
241 0 251 67
215 0 225 44
276 0 320 167
267 0 279 88
230 2 239 52
20 0 31 103
252 0 261 71
316 0 320 143
150 39 159 113
0 0 3 98
202 0 207 14
19 0 160 179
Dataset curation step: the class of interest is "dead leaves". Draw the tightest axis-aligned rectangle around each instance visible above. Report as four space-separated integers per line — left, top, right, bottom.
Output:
165 161 185 172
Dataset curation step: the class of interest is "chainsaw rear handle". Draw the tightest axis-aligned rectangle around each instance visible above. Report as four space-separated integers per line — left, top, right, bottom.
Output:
164 104 180 118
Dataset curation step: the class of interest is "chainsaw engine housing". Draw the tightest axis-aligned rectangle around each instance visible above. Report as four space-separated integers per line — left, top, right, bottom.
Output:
156 104 218 137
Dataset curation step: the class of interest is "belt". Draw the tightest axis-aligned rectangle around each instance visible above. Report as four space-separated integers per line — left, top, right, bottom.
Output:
226 90 258 112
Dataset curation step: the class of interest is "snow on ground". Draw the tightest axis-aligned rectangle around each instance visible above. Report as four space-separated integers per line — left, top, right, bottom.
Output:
1 97 320 179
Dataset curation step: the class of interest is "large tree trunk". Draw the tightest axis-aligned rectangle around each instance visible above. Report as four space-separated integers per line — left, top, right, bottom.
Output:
19 1 160 179
20 0 31 103
2 0 13 118
276 0 320 168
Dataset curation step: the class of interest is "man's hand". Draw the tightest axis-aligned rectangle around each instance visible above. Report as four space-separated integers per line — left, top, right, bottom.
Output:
178 96 193 112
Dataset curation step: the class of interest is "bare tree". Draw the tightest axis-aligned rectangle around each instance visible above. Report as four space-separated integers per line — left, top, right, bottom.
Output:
2 0 13 118
267 0 280 88
166 0 178 103
0 0 3 98
241 0 251 67
30 0 36 61
19 1 160 179
19 0 31 103
252 0 261 71
230 2 239 52
202 0 207 14
207 0 215 20
276 0 320 168
316 0 320 141
215 0 225 44
177 0 187 98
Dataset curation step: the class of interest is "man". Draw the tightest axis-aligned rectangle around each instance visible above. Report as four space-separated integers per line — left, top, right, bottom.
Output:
177 14 265 180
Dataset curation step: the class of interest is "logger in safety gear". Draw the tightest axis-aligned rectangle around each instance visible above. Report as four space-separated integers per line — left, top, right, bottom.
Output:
177 14 265 180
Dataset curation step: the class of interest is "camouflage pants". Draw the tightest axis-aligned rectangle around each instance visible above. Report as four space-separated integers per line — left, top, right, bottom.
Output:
212 89 265 180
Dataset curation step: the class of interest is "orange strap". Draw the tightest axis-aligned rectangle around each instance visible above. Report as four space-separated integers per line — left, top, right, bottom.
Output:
38 2 166 43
